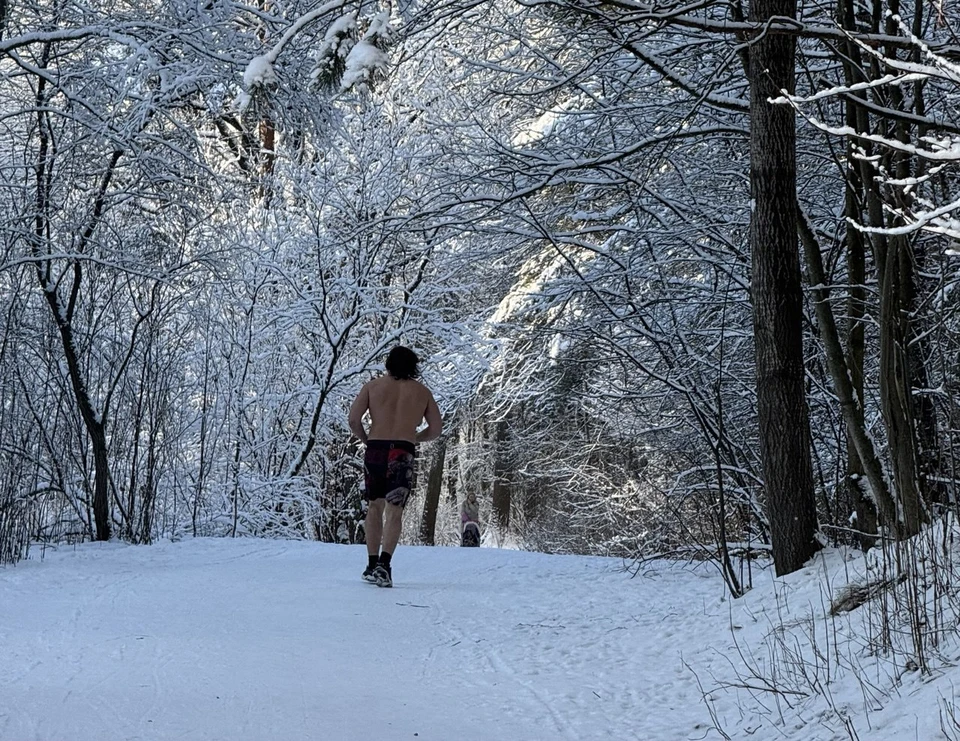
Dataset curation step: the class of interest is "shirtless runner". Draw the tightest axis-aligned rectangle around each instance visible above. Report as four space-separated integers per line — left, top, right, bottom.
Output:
348 346 442 587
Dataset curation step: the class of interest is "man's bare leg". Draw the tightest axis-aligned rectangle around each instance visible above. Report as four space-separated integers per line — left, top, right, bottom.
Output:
381 502 404 555
365 499 385 556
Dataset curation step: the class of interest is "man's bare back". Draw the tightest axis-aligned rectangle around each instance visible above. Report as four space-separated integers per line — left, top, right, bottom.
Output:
349 375 442 445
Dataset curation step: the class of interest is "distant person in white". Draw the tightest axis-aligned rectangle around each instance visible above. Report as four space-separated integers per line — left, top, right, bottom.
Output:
349 346 442 587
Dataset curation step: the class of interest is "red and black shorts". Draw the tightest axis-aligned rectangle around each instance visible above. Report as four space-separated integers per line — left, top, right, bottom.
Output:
364 440 417 508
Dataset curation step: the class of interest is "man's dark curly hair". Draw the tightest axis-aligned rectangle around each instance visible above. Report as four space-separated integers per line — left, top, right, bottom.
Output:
385 346 420 380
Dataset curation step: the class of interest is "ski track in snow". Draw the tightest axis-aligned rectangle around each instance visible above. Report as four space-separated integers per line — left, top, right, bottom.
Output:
0 539 743 741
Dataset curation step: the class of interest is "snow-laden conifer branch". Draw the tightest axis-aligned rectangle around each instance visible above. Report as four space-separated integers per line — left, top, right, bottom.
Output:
239 2 392 110
237 0 347 109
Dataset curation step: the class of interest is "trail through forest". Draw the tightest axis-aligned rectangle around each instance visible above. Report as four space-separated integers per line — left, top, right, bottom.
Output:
1 539 956 740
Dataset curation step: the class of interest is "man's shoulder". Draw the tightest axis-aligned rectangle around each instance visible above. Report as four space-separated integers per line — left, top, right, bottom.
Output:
412 379 435 397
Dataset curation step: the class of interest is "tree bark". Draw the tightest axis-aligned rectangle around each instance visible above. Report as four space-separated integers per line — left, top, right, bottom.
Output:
831 0 925 539
418 438 446 545
798 209 901 537
491 420 512 531
841 99 878 548
748 0 820 575
905 0 943 509
873 0 926 537
878 234 924 536
31 56 115 542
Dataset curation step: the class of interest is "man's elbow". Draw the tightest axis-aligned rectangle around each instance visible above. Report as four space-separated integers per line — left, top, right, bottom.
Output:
419 423 442 443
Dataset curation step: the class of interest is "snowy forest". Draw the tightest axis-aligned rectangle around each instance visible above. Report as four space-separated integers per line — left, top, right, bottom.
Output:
2 0 960 584
8 0 960 738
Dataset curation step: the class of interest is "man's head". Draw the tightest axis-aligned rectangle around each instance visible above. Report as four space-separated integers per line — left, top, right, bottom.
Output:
386 346 420 380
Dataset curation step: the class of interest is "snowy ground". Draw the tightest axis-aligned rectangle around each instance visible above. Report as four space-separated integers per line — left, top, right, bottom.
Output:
2 538 959 740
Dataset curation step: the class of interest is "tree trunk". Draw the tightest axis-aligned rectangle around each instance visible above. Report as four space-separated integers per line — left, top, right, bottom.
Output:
491 420 511 531
832 0 924 539
878 234 924 536
39 284 112 542
31 55 113 541
798 210 900 538
748 0 820 575
90 426 111 541
874 5 924 536
419 438 446 545
910 261 944 507
842 121 878 548
140 415 160 544
905 0 943 509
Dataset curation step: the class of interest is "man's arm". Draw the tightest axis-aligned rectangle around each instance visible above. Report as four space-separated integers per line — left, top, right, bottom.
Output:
348 384 370 443
416 392 443 443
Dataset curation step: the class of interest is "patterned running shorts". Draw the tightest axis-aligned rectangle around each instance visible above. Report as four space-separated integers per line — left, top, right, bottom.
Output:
363 440 417 508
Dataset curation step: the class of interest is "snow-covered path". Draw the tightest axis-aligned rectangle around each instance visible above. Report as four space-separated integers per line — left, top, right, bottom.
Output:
0 539 733 741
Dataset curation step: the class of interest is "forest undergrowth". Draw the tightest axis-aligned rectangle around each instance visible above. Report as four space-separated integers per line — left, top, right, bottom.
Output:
698 514 960 740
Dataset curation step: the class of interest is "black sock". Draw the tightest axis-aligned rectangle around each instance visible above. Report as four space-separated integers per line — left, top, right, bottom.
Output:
379 551 392 568
367 554 379 569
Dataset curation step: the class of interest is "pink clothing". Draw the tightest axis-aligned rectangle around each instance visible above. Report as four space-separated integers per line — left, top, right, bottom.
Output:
460 498 479 530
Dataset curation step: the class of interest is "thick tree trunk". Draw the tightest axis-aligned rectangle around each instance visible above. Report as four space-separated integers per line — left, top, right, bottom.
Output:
748 0 820 575
491 420 511 531
90 427 111 541
418 438 446 545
